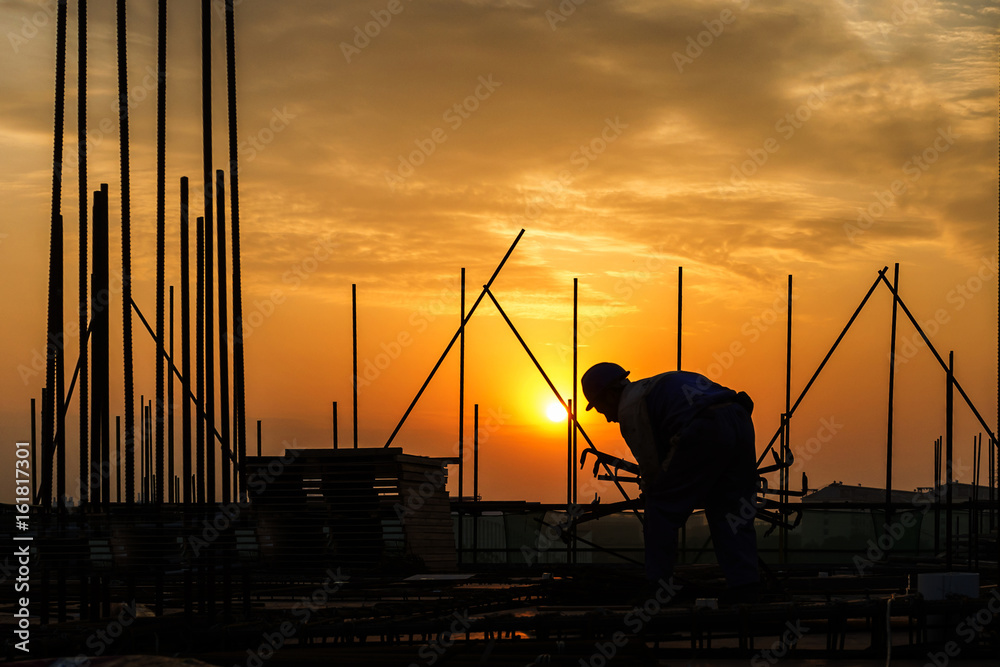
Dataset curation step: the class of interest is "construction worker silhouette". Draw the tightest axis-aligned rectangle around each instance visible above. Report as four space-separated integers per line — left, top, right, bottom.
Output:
582 362 760 600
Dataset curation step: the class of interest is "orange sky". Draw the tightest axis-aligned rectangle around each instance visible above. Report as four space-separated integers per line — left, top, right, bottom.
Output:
1 0 998 505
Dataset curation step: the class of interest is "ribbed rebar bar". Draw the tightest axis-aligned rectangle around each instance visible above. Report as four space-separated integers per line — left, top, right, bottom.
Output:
181 178 192 503
154 0 168 505
77 0 88 508
117 0 135 505
225 0 248 502
196 216 205 503
216 170 231 503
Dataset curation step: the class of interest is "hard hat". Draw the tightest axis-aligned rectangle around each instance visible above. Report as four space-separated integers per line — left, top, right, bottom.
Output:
581 362 630 410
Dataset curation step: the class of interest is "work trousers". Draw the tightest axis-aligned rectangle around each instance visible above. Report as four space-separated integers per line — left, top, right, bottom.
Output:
642 402 759 587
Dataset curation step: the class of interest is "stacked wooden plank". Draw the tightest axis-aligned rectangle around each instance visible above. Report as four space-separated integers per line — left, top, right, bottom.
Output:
245 448 456 572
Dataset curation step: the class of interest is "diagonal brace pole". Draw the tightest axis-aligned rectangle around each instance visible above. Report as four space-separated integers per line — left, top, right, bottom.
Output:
383 229 525 448
485 287 642 523
132 297 236 464
757 267 888 467
878 272 998 448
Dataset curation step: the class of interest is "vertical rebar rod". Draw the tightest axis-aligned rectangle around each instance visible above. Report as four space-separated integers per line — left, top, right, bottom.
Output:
96 184 110 509
31 398 37 500
78 0 88 508
566 399 573 507
44 0 68 510
934 436 940 554
181 178 192 504
56 215 66 512
567 398 573 562
116 415 121 502
41 387 51 506
154 0 168 506
572 278 578 506
352 283 358 449
946 351 954 570
781 274 792 563
205 214 216 502
332 401 338 449
886 263 899 521
169 285 175 502
457 268 465 560
677 267 682 370
257 419 261 457
117 0 135 506
140 395 145 502
460 268 465 499
473 403 479 564
196 217 205 503
216 170 231 504
224 0 247 503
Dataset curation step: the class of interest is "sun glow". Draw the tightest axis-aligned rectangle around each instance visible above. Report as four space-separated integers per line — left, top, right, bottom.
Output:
545 400 567 422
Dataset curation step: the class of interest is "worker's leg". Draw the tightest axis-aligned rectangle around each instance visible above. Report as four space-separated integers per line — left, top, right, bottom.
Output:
703 404 760 587
642 413 729 582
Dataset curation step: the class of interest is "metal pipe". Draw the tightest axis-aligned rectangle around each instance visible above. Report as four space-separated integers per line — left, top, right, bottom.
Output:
384 229 526 448
169 285 174 502
460 268 465 499
886 263 899 520
196 216 205 503
117 0 135 506
78 0 89 508
474 403 479 564
484 287 640 521
116 415 121 502
41 387 51 506
181 178 192 503
224 0 248 504
55 215 66 512
205 213 215 502
677 266 682 370
257 419 261 457
332 401 338 449
879 272 997 443
567 399 572 506
572 278 578 506
95 184 110 510
216 170 231 503
31 398 37 501
782 274 792 564
946 351 953 570
353 283 358 448
757 267 889 466
154 0 168 506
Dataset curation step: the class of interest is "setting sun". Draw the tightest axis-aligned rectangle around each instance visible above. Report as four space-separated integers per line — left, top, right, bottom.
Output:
545 400 568 423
